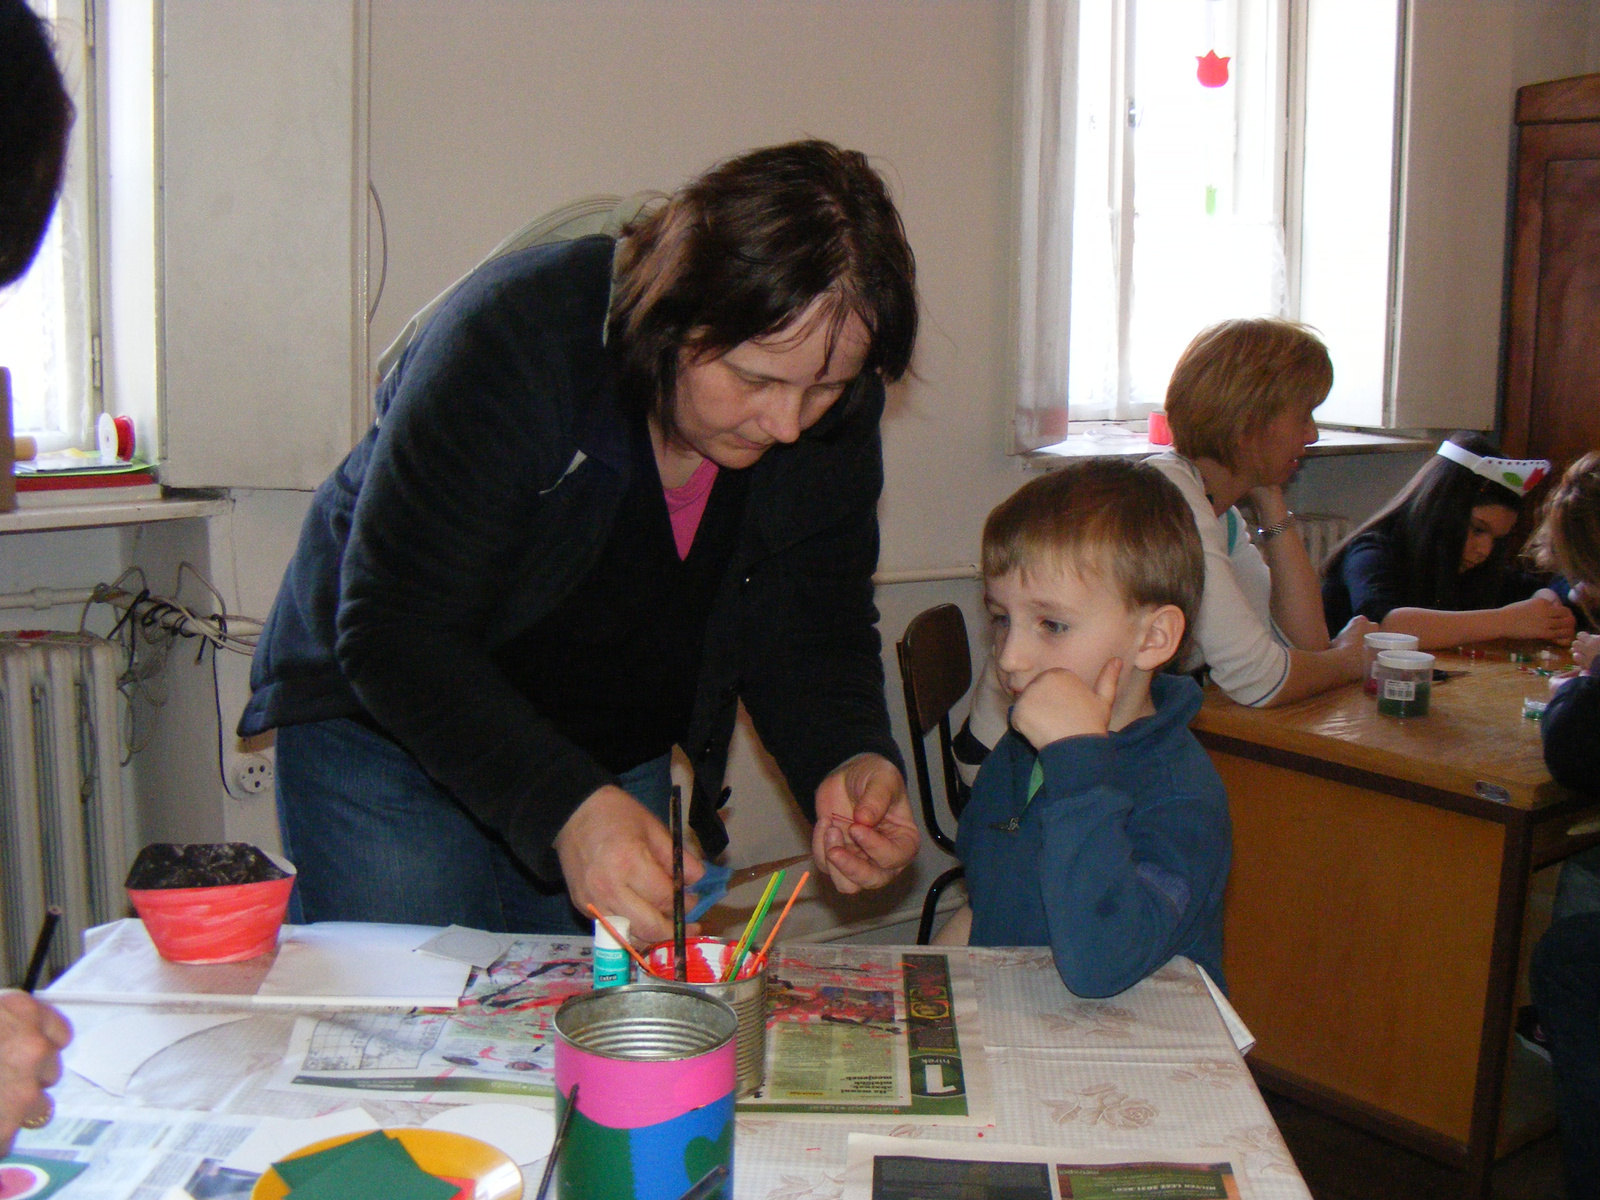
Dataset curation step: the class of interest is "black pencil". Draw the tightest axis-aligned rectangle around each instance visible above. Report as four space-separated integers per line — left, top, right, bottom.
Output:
21 907 61 993
534 1081 579 1200
676 1163 729 1200
670 785 687 981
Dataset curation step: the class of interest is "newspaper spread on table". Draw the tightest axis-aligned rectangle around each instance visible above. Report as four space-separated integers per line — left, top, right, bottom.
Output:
7 1104 265 1200
269 938 991 1124
844 1133 1245 1200
270 935 591 1104
740 943 991 1123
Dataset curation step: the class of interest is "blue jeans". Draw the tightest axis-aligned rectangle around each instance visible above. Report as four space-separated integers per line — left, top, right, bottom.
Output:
275 717 672 934
1531 913 1600 1200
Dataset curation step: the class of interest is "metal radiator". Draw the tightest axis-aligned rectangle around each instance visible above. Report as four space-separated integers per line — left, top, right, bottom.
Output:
0 631 132 983
1295 512 1352 571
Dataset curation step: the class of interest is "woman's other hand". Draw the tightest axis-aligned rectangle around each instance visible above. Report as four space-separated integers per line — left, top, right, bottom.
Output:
1572 631 1599 673
812 754 920 894
554 784 703 946
0 991 70 1155
1501 591 1577 645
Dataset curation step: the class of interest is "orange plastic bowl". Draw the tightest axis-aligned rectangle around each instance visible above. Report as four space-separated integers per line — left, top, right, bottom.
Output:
127 873 294 964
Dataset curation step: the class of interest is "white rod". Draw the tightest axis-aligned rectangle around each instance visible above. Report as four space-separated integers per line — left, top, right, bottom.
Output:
0 586 98 611
872 565 980 585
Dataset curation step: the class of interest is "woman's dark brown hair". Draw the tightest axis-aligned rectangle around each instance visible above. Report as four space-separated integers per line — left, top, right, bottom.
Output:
607 140 917 440
0 0 74 286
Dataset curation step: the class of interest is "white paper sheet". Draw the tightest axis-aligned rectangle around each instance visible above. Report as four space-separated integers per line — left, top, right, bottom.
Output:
45 919 473 1009
219 1105 381 1174
44 919 278 1006
258 923 472 1007
62 1011 250 1096
414 925 517 970
1196 963 1255 1056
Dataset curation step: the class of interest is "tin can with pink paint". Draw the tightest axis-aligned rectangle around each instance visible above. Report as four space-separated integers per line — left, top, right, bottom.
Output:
552 984 737 1200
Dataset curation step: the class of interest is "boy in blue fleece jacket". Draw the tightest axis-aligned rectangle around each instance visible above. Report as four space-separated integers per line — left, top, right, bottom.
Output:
945 459 1232 998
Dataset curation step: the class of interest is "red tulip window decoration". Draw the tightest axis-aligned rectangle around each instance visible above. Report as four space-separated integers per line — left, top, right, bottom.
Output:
1196 49 1230 88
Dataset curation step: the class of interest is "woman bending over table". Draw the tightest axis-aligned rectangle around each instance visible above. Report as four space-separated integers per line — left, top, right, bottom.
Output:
1320 431 1575 648
241 141 922 943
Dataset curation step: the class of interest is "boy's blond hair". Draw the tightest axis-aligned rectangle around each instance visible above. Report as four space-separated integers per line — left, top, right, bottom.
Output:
982 459 1204 666
1528 451 1600 618
1165 318 1332 471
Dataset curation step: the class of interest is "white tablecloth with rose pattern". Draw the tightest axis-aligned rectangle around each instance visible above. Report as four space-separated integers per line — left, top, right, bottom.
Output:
40 942 1309 1199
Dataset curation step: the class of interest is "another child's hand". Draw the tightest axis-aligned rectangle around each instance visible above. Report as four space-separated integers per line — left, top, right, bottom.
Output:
1009 660 1119 749
1572 631 1599 673
1502 592 1576 645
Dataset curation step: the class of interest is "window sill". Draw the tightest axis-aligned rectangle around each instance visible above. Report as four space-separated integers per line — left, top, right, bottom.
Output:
0 490 229 535
1025 424 1431 464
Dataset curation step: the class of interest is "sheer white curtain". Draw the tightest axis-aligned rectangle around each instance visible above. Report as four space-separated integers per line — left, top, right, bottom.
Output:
1016 0 1088 450
1016 0 1289 450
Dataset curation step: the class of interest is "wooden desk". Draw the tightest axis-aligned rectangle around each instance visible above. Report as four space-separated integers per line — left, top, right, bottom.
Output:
1193 645 1600 1199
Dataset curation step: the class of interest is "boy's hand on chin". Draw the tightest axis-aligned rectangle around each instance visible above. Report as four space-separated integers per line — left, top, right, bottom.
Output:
1010 660 1120 749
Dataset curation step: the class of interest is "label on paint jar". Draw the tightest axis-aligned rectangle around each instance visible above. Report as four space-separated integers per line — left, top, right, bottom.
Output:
1377 679 1430 717
592 915 632 989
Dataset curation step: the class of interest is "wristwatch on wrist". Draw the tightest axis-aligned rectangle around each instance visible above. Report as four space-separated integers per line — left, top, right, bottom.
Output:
1254 511 1295 545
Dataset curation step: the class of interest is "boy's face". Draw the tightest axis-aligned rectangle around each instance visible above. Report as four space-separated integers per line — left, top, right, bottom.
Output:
985 563 1155 700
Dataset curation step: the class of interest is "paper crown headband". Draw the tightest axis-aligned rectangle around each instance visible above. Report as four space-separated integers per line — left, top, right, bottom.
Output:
1436 440 1551 497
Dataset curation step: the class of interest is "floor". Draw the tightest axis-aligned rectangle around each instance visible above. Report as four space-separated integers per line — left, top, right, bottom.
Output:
1262 1089 1566 1200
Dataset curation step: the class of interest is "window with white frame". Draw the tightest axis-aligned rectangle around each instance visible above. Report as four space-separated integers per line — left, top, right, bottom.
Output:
0 0 98 453
1016 0 1402 447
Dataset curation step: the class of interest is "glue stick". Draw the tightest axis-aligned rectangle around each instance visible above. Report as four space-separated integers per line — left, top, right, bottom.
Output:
592 915 632 989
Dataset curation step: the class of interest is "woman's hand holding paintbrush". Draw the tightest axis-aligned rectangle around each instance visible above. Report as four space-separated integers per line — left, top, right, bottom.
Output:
555 785 705 946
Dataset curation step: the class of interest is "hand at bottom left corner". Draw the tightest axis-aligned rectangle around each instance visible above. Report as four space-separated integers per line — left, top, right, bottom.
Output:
0 990 71 1156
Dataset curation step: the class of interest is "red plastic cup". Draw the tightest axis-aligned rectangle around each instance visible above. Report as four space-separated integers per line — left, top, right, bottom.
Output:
127 869 295 964
1148 409 1173 445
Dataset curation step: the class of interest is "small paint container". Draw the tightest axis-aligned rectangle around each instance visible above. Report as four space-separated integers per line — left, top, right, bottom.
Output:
1522 696 1548 721
1147 409 1173 445
645 937 769 1098
1363 632 1419 695
591 914 632 989
553 985 736 1200
1375 650 1434 717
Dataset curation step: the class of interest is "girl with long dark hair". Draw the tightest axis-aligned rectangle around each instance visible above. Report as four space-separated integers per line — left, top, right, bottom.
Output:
1321 431 1575 647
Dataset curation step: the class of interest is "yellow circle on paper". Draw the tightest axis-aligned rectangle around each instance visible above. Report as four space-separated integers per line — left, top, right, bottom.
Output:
249 1127 523 1200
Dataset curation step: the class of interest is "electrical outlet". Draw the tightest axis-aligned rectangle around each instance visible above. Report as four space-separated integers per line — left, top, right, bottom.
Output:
229 753 275 799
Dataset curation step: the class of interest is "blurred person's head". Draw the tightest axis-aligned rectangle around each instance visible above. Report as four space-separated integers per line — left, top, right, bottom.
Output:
1529 451 1600 614
0 0 74 286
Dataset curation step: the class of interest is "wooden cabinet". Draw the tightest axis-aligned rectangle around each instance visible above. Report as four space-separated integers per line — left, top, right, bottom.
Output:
1502 73 1600 476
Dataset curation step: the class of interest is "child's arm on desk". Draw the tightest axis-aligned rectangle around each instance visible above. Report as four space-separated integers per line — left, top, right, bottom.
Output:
1032 738 1227 999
